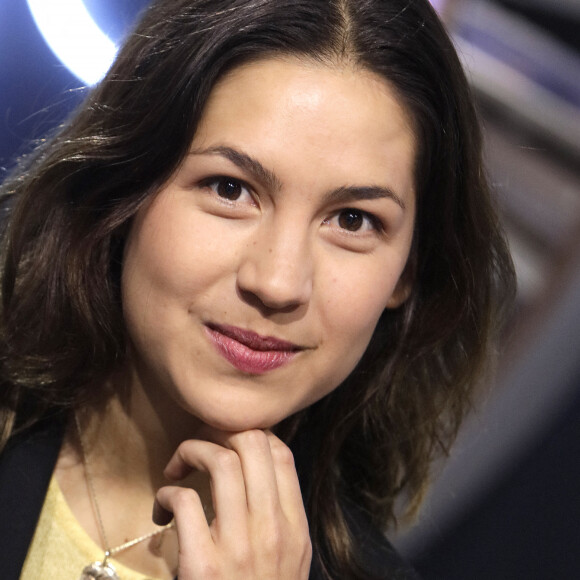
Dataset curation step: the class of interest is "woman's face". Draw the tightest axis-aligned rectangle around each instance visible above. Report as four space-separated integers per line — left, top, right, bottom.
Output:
122 57 416 432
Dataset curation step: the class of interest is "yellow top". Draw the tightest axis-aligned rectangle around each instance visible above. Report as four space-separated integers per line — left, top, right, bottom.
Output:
21 475 161 580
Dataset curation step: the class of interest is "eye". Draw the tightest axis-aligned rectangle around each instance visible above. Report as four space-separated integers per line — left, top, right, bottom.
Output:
329 208 381 233
202 176 253 202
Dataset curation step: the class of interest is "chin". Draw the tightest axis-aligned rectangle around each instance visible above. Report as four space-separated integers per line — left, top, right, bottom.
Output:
190 404 284 434
203 416 275 434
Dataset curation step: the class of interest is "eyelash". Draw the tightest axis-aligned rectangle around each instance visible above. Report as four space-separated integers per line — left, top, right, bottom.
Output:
199 175 384 234
325 208 383 235
199 175 255 204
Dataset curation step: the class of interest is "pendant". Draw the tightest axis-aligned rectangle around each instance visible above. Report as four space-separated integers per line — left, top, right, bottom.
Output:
80 560 120 580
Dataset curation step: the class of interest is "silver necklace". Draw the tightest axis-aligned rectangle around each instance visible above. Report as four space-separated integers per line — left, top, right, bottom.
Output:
75 415 175 580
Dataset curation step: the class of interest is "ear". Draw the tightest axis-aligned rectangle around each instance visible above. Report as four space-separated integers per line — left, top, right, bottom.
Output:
384 259 414 309
384 276 412 309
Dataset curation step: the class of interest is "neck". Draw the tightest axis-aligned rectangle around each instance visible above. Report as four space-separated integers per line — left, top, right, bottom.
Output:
57 366 211 580
74 365 206 494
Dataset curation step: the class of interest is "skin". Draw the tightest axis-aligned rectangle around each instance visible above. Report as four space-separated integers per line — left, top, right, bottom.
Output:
56 57 417 579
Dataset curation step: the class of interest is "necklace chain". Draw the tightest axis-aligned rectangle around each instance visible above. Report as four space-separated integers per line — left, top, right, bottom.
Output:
74 413 175 564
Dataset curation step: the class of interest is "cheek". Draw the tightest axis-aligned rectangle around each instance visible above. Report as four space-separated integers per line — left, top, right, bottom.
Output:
325 256 401 329
319 266 399 381
123 209 235 309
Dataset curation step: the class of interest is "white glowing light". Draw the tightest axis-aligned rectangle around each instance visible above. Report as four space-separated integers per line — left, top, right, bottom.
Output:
26 0 118 85
429 0 445 13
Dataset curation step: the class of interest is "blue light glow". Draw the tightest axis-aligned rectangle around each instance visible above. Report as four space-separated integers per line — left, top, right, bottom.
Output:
26 0 117 85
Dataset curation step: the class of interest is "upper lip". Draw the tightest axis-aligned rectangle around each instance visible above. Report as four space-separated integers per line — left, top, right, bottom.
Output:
207 323 304 352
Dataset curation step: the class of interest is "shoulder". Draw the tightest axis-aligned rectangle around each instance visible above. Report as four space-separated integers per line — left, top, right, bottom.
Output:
343 497 420 580
0 415 65 580
0 413 65 478
307 496 421 580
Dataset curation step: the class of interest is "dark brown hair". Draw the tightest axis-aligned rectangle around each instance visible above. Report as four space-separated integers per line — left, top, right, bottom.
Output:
0 0 515 577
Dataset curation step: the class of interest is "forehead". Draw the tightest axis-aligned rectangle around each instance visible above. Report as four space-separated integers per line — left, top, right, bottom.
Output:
199 56 415 140
192 57 417 205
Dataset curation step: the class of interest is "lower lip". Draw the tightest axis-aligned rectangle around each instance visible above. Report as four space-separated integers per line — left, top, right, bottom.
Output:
205 327 297 374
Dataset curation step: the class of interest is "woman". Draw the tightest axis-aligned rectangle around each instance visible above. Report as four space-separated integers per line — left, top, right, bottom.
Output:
0 0 515 578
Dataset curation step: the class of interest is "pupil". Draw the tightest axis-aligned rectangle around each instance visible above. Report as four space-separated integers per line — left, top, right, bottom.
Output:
339 210 363 231
218 179 241 200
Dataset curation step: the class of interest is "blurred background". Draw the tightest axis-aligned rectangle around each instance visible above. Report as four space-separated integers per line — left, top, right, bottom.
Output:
392 2 580 578
1 1 579 577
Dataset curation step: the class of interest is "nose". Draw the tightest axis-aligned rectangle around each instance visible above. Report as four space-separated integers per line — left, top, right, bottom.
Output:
236 221 313 311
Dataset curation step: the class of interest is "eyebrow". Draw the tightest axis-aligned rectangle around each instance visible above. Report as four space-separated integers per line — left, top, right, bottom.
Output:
190 145 282 192
190 145 406 210
325 185 406 210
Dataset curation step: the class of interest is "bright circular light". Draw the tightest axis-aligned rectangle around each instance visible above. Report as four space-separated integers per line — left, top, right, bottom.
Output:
26 0 118 86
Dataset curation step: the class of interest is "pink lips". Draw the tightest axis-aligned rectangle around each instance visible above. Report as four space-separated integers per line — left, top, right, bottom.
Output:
205 323 301 374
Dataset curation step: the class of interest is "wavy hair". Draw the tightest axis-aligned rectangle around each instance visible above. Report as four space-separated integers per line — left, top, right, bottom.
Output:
0 0 515 577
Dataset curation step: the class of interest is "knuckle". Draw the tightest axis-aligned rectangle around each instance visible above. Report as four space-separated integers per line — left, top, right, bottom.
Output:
300 540 313 575
231 540 252 568
175 439 196 461
177 438 195 454
193 560 220 580
172 486 201 508
289 521 312 552
302 534 313 558
235 428 269 450
212 447 240 472
261 525 284 554
269 439 295 466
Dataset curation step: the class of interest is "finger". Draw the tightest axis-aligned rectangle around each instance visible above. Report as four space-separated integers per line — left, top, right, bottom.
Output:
265 432 309 530
265 434 312 579
155 485 216 577
164 439 248 539
163 439 203 481
206 429 307 526
225 430 281 516
215 430 311 579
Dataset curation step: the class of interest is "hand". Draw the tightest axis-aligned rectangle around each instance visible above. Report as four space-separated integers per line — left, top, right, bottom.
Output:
154 429 312 579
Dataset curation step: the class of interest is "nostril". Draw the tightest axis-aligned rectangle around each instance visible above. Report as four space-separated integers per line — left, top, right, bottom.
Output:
236 233 313 310
236 285 305 315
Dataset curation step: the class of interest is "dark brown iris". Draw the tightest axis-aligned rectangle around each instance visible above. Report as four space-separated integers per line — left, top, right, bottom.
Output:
338 209 364 231
217 178 243 200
